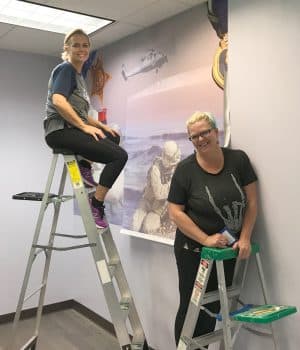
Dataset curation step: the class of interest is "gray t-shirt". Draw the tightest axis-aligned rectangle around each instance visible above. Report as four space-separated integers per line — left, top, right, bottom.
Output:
44 61 90 136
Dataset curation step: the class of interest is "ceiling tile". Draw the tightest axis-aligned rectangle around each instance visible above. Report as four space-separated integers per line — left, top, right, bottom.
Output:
91 21 144 48
122 1 188 27
28 0 157 20
0 25 63 56
0 0 205 56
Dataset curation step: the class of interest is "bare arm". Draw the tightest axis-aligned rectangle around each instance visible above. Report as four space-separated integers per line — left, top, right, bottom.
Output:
52 93 105 140
168 202 228 248
232 181 258 259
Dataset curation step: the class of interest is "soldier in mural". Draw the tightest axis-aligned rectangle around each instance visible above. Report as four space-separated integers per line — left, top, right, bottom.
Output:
132 141 181 238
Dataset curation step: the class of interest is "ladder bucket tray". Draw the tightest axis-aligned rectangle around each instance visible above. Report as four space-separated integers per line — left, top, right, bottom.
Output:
233 304 297 323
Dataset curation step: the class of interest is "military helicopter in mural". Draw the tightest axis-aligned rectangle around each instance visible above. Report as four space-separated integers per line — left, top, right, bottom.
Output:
121 48 168 80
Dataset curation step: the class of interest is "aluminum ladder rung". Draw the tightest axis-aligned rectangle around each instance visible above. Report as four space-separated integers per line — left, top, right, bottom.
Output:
33 243 96 251
120 296 131 309
54 233 88 239
190 329 225 348
108 258 120 276
51 195 74 203
202 285 241 304
97 227 109 235
131 343 145 350
20 335 37 350
24 283 45 302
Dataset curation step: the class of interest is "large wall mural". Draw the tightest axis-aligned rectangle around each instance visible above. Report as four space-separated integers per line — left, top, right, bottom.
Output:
83 1 227 244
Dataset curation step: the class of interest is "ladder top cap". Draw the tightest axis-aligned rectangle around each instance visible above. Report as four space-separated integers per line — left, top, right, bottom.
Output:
201 243 260 260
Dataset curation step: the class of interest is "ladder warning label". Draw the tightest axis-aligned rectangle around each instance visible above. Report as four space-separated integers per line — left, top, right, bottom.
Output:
97 260 111 284
191 259 209 306
66 160 83 189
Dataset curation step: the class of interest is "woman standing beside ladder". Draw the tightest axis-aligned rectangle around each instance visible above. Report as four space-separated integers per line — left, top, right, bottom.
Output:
168 111 258 346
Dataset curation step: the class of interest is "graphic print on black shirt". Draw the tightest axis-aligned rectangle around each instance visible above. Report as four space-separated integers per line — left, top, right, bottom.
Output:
205 173 246 233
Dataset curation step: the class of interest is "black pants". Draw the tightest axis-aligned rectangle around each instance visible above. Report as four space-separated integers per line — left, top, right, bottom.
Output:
45 128 128 189
174 247 236 347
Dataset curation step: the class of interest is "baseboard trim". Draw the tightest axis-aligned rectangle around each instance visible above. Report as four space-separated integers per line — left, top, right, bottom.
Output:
71 300 116 337
0 300 155 349
0 299 74 324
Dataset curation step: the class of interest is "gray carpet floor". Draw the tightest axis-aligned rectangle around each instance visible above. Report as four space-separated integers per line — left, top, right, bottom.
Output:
0 308 120 350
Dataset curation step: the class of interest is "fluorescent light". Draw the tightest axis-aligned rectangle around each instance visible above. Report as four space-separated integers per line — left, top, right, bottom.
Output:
0 0 114 34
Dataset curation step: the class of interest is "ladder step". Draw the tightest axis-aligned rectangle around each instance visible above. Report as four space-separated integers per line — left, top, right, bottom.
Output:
233 304 297 323
21 335 37 349
120 297 131 310
131 342 147 350
24 283 45 302
108 259 120 276
180 329 224 349
202 285 240 304
33 243 96 251
54 233 88 239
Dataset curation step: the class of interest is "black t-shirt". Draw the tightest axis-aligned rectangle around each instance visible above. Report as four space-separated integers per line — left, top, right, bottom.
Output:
167 148 257 250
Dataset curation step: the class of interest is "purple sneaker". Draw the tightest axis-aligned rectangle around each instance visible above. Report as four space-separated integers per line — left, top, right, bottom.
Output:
79 165 98 187
90 200 108 228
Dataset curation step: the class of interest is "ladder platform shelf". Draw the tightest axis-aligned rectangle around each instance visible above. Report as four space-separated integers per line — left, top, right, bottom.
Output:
233 304 297 324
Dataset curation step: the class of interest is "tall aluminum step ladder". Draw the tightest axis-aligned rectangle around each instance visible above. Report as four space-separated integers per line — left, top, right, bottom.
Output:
10 149 149 350
177 244 297 350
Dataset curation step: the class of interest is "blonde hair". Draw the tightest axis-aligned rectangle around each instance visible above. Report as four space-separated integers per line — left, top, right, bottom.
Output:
61 28 90 61
186 111 217 129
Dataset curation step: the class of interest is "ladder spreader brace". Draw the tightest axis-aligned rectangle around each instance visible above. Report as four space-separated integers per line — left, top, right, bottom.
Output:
10 150 149 350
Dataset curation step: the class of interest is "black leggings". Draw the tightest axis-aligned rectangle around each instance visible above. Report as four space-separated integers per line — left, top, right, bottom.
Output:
174 247 236 347
45 128 128 189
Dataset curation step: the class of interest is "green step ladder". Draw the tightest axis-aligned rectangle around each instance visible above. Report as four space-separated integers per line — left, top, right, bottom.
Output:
177 244 297 350
9 150 149 350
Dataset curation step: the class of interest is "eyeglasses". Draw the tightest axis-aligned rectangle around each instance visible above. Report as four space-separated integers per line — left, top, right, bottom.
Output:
188 128 213 141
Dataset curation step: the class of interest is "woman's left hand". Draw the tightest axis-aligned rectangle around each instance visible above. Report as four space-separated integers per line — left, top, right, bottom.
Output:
101 124 120 137
232 238 251 259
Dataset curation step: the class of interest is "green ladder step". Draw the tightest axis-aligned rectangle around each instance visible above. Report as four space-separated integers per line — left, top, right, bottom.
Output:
201 243 260 261
233 304 297 324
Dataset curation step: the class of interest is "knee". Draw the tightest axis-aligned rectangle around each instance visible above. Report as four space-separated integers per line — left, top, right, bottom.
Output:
111 133 121 145
119 148 128 165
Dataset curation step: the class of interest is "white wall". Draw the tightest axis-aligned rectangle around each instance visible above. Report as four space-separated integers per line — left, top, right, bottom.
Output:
229 0 300 349
0 49 81 319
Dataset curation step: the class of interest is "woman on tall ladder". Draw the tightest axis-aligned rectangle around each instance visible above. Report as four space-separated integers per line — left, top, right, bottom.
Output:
44 28 128 228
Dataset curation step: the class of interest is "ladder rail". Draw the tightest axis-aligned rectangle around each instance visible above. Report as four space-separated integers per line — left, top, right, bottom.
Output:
101 229 146 343
10 154 60 349
216 260 233 350
33 163 68 338
63 155 133 348
255 252 280 350
177 258 214 350
11 152 149 350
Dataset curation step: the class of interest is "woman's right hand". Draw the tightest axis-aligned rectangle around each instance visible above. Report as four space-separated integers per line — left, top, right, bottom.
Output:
82 124 105 140
203 233 228 248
